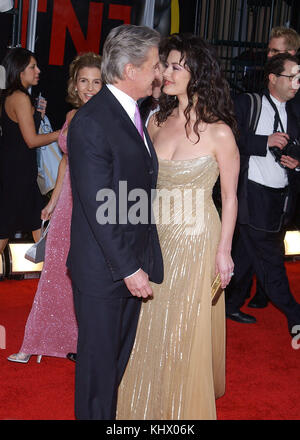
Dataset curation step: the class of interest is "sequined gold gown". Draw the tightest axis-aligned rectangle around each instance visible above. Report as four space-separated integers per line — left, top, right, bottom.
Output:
117 155 225 420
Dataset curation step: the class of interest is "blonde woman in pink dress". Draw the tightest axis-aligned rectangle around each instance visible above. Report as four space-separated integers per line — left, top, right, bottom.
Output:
7 52 102 363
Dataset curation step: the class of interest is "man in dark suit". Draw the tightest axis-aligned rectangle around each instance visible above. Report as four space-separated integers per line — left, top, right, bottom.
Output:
248 27 300 308
67 24 163 420
225 53 300 333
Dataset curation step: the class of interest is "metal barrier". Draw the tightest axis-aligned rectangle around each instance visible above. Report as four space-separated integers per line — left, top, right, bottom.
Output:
193 0 298 94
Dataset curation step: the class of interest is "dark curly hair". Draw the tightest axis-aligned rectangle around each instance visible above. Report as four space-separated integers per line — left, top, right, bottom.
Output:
156 33 238 141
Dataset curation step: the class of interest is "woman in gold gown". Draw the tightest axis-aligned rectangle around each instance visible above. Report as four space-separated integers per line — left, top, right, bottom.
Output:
117 34 240 420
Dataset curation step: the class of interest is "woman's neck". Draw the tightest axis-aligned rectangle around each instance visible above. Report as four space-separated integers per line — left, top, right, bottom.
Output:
175 95 197 124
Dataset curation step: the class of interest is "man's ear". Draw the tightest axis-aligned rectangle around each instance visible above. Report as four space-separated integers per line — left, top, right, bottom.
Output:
124 63 136 81
269 72 277 86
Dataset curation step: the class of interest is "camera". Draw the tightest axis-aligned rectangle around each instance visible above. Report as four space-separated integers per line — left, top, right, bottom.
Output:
269 136 300 166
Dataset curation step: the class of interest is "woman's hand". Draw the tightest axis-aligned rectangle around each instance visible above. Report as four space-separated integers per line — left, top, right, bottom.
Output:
41 201 55 221
36 96 47 119
215 250 234 289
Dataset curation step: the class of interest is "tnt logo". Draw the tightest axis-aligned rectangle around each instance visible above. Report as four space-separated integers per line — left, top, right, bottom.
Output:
0 65 5 89
291 325 300 350
0 325 6 349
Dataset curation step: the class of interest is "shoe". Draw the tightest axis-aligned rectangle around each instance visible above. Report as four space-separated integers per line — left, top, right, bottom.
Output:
7 352 42 364
226 311 257 324
248 294 269 309
66 352 76 362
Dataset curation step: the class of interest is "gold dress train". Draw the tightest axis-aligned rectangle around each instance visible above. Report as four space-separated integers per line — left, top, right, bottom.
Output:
117 155 226 420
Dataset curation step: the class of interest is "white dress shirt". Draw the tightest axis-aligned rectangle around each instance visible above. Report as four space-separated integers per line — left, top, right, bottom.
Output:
106 84 151 155
248 94 288 188
106 84 149 279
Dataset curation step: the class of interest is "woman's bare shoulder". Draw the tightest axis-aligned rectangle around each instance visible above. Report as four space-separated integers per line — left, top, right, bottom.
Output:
210 121 234 139
8 90 31 105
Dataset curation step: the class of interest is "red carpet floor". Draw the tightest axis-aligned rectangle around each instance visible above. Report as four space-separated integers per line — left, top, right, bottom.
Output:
0 261 299 420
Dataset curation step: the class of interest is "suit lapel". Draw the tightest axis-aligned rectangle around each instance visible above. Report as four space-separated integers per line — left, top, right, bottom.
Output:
286 103 299 139
103 86 153 157
144 125 158 178
102 86 158 181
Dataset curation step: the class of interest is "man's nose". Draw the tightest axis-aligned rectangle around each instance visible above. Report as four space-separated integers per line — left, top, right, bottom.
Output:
154 67 161 79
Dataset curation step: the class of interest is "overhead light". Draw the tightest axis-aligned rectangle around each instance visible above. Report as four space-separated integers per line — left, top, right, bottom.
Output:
284 231 300 257
7 243 43 278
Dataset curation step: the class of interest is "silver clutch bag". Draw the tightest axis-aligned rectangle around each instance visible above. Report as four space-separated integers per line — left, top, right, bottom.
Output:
24 220 50 264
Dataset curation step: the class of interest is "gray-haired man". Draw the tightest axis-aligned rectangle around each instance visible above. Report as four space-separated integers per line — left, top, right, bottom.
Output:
67 24 163 420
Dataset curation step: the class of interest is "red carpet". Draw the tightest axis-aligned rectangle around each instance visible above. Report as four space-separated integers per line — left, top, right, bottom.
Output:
0 261 299 420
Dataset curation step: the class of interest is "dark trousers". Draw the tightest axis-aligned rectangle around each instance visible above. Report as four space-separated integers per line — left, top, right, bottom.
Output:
225 223 300 330
73 285 141 420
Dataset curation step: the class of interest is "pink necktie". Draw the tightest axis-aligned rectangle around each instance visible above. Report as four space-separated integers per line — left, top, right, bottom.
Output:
134 103 144 138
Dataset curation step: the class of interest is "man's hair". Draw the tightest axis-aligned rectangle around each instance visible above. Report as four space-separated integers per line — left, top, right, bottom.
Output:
264 52 299 86
270 27 300 52
101 24 160 84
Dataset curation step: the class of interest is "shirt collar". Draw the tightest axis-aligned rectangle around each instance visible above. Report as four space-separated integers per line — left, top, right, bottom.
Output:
106 84 137 122
269 93 286 110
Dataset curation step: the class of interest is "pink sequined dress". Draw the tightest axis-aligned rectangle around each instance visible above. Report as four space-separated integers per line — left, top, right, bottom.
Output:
20 120 78 357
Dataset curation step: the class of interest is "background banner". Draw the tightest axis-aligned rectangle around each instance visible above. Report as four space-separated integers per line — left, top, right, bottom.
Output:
0 0 194 129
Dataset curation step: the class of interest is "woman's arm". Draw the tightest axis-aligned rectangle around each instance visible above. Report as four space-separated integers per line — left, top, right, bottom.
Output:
214 123 240 289
13 92 60 148
41 111 77 220
41 154 67 220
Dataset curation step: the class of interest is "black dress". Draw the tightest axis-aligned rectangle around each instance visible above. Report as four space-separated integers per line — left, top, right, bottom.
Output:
0 101 44 238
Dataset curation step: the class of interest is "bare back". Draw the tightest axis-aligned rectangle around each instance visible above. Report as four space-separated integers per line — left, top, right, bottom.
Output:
4 91 35 123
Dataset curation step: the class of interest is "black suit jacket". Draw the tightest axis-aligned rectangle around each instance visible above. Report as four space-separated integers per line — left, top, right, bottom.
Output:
67 85 163 298
234 92 300 231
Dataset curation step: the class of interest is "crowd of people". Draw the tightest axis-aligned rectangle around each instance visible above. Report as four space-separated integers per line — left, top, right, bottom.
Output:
0 24 299 421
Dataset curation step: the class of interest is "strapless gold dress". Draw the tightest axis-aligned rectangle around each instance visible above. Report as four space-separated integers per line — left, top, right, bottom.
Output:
117 156 225 420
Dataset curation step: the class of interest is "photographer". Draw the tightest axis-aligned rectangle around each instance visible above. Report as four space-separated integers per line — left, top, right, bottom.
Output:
225 53 300 335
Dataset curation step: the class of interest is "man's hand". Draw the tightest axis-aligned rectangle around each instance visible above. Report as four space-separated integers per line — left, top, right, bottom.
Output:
124 269 153 299
268 132 289 150
280 155 300 169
